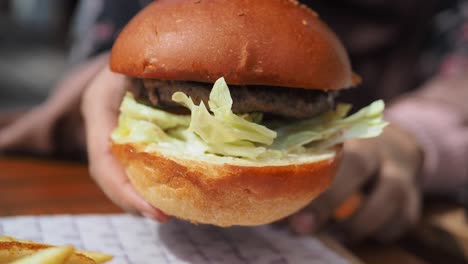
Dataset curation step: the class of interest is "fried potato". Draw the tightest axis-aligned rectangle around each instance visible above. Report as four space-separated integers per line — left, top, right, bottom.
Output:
0 241 96 264
0 237 112 264
10 246 74 264
76 251 113 264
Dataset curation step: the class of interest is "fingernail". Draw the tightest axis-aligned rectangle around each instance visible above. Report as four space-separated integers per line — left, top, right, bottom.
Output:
155 209 171 223
291 213 317 235
139 200 170 223
142 210 170 223
143 212 163 223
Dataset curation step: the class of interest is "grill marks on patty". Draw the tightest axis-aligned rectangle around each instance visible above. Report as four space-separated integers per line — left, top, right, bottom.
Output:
127 78 336 119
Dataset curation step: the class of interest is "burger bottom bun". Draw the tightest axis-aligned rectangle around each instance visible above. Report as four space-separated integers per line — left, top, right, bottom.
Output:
112 143 342 227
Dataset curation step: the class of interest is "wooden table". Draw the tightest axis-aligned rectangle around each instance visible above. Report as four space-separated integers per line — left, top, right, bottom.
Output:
0 158 121 215
1 157 466 263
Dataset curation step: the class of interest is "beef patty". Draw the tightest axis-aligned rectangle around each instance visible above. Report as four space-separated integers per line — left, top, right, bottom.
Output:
127 78 336 119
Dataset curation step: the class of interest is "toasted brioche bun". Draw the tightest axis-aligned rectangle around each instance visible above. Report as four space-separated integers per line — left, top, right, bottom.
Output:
110 0 359 90
112 143 342 226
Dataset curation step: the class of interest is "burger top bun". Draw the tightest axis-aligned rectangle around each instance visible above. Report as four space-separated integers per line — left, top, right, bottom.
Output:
110 0 359 90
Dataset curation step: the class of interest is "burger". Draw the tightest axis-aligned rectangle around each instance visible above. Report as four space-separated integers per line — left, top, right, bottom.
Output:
109 0 386 227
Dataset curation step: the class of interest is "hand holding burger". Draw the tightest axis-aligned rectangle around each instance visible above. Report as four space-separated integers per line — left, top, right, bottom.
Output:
0 0 441 241
289 124 423 242
101 0 386 227
82 67 170 222
81 0 425 241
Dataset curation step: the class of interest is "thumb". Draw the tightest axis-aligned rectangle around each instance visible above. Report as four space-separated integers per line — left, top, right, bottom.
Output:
82 66 169 222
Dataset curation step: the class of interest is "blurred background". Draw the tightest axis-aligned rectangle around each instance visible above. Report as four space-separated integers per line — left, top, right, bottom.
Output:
0 2 467 263
0 0 463 112
0 0 77 110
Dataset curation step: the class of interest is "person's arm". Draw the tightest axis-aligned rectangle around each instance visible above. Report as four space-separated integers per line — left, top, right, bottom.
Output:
386 74 468 194
0 0 143 155
289 61 468 244
0 54 108 155
73 0 167 221
289 5 468 242
1 0 167 221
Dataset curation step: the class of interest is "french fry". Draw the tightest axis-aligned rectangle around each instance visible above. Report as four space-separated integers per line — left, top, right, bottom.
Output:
0 241 49 263
0 240 108 264
0 234 113 264
76 251 113 264
10 246 75 264
0 236 15 242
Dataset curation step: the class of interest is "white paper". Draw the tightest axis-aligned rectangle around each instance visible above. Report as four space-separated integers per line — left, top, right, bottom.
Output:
0 214 350 264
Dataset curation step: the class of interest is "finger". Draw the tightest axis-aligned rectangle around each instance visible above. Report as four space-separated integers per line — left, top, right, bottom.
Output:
376 181 421 242
89 154 169 223
82 67 169 222
341 161 410 242
289 140 379 235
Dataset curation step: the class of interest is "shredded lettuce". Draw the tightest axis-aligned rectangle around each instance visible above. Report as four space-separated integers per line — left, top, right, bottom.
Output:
112 77 387 160
118 93 190 130
272 100 388 151
172 78 277 145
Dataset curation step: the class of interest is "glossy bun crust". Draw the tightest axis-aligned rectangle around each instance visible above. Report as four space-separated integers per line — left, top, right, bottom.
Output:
110 0 358 90
112 143 342 227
